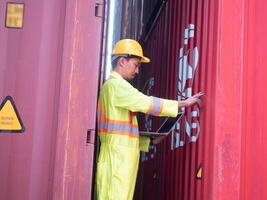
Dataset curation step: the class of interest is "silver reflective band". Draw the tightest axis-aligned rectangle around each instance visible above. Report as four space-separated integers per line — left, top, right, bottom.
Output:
98 121 139 135
149 97 162 116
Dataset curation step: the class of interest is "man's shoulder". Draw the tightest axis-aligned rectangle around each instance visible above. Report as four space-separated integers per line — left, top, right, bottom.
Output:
103 77 133 88
102 78 119 87
100 78 121 94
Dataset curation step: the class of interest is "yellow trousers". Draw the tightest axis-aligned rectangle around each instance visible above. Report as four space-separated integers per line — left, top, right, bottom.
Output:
96 143 140 200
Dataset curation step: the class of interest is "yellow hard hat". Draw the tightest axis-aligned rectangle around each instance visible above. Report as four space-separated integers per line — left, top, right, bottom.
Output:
112 39 150 63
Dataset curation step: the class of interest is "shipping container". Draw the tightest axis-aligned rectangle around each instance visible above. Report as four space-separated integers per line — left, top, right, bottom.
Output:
135 0 267 200
1 0 267 200
0 0 103 199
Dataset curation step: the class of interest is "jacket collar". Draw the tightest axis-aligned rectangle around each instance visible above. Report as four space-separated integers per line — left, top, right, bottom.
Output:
110 71 124 80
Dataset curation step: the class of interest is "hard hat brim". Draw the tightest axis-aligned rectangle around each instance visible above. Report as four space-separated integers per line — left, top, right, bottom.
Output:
141 56 150 63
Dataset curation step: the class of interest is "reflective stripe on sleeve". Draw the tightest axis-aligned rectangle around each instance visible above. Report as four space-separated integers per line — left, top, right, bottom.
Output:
147 97 163 116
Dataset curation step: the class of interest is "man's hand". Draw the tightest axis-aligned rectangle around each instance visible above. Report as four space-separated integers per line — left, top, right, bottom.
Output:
192 92 204 99
178 92 204 108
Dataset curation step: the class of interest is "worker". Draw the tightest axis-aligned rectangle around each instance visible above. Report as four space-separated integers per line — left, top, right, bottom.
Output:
96 39 203 200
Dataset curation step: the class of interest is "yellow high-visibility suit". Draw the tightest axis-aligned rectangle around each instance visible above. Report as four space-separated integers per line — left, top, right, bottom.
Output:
96 71 178 200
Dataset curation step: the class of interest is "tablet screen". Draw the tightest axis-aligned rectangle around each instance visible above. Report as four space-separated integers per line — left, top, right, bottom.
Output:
157 113 183 133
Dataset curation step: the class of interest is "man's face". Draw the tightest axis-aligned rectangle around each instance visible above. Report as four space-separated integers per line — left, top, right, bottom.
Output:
121 57 141 80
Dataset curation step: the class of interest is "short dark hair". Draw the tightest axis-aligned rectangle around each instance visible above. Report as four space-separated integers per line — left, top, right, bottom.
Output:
111 55 141 69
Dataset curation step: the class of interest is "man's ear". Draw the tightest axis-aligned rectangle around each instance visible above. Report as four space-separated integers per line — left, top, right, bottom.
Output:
118 57 126 67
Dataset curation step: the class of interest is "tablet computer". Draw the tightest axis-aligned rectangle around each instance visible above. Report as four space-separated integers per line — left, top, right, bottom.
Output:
139 112 184 137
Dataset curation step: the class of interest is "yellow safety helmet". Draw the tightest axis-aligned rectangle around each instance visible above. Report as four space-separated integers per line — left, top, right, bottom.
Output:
112 39 150 63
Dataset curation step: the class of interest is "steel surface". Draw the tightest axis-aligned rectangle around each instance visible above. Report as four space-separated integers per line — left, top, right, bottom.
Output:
136 0 267 200
0 1 103 199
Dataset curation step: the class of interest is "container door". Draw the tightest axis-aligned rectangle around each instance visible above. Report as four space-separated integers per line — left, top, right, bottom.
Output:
52 0 103 199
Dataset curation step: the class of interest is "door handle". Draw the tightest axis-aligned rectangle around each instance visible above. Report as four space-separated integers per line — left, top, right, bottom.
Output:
95 3 103 18
87 129 95 144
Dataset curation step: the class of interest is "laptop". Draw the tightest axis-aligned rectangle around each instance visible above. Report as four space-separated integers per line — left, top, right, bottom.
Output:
139 112 184 137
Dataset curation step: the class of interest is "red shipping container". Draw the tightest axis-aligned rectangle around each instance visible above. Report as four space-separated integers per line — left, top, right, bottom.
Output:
0 0 103 199
136 0 267 200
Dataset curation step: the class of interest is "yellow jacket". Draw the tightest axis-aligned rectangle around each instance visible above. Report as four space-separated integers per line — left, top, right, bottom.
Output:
96 71 178 200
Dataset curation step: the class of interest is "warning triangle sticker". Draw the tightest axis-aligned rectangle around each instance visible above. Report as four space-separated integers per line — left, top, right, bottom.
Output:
196 164 202 180
0 96 25 133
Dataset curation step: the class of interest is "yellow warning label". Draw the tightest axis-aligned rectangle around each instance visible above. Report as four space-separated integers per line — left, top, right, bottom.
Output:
0 96 24 133
196 165 202 179
5 3 25 29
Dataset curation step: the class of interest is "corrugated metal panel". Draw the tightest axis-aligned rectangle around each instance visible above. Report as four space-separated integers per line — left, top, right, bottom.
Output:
136 0 266 200
136 0 217 199
240 0 267 199
0 1 65 199
120 0 165 41
0 0 103 199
